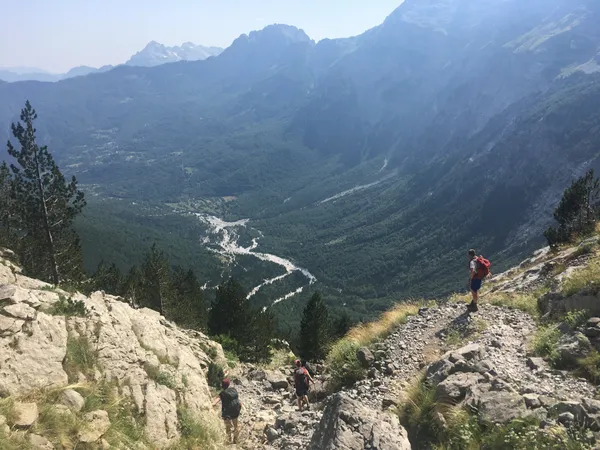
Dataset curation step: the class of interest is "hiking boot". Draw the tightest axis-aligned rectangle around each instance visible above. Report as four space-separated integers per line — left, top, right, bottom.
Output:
467 301 479 312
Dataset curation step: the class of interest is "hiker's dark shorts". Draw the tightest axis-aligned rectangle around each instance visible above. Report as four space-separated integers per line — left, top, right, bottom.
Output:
296 388 308 397
471 278 482 292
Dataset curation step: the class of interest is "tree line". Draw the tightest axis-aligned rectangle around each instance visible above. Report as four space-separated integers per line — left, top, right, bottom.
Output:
0 101 349 363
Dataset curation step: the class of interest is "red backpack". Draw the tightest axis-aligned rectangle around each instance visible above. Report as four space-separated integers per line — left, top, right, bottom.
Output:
475 256 491 279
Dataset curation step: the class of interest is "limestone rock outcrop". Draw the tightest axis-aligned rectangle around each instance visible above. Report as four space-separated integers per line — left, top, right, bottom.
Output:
0 251 224 448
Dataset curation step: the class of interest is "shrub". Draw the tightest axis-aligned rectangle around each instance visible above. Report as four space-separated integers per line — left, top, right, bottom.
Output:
144 363 177 389
175 407 222 449
564 310 591 330
49 295 88 317
577 350 600 384
326 339 365 387
64 335 97 382
206 362 225 389
532 326 561 365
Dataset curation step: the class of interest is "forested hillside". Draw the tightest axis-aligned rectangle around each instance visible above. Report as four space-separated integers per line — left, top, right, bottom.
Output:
1 0 600 323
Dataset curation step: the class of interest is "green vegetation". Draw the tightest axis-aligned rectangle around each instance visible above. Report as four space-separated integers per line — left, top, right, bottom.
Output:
532 326 562 364
545 169 600 248
208 279 276 363
48 295 88 317
444 318 488 348
143 363 178 390
174 407 222 450
206 362 226 390
63 334 97 383
561 257 600 297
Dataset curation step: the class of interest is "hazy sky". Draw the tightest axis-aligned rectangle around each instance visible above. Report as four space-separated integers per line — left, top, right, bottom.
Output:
1 0 403 73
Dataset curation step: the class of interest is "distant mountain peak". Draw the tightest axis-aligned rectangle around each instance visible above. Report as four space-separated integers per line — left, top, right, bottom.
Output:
248 24 312 44
125 41 223 67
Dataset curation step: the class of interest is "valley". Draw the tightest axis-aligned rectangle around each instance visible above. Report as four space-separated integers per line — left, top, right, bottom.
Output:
2 0 600 327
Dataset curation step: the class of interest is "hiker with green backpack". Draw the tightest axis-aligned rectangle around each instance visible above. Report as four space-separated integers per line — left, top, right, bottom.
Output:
468 249 491 312
212 378 242 444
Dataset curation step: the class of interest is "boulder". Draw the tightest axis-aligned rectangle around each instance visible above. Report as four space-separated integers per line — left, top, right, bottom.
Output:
266 370 289 390
13 402 39 428
60 389 85 412
309 393 411 450
523 394 542 409
454 344 485 361
436 372 483 402
475 391 527 424
426 359 455 384
356 347 375 368
549 401 587 424
526 357 546 371
79 410 111 443
556 333 591 364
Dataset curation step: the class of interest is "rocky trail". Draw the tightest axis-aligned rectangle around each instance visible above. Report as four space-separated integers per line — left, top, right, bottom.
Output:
227 297 598 449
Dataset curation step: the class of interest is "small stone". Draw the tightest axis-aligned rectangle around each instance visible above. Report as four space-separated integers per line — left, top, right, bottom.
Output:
491 339 503 348
60 389 85 412
587 317 600 327
13 402 38 427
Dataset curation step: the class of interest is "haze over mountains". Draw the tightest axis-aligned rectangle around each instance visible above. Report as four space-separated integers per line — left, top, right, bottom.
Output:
1 0 600 322
0 42 223 82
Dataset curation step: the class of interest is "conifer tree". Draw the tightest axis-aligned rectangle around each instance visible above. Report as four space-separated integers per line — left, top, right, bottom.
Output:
122 265 144 307
170 266 207 330
90 261 123 295
7 101 86 284
299 292 330 361
209 278 248 338
139 244 174 316
0 162 15 247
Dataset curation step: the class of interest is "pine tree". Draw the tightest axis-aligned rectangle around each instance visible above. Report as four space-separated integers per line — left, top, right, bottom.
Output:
90 261 123 295
7 101 86 284
170 266 207 330
122 265 144 307
299 292 330 361
208 278 249 338
0 162 15 247
139 244 174 316
243 309 276 363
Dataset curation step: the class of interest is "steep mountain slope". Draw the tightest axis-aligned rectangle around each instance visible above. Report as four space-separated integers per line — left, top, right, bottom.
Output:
1 0 600 317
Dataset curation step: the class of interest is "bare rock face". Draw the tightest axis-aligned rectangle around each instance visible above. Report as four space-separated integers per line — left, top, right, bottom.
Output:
0 253 225 448
309 393 411 450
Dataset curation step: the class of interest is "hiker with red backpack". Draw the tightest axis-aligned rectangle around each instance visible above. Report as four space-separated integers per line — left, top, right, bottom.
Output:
294 359 314 411
212 378 242 444
468 249 491 312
